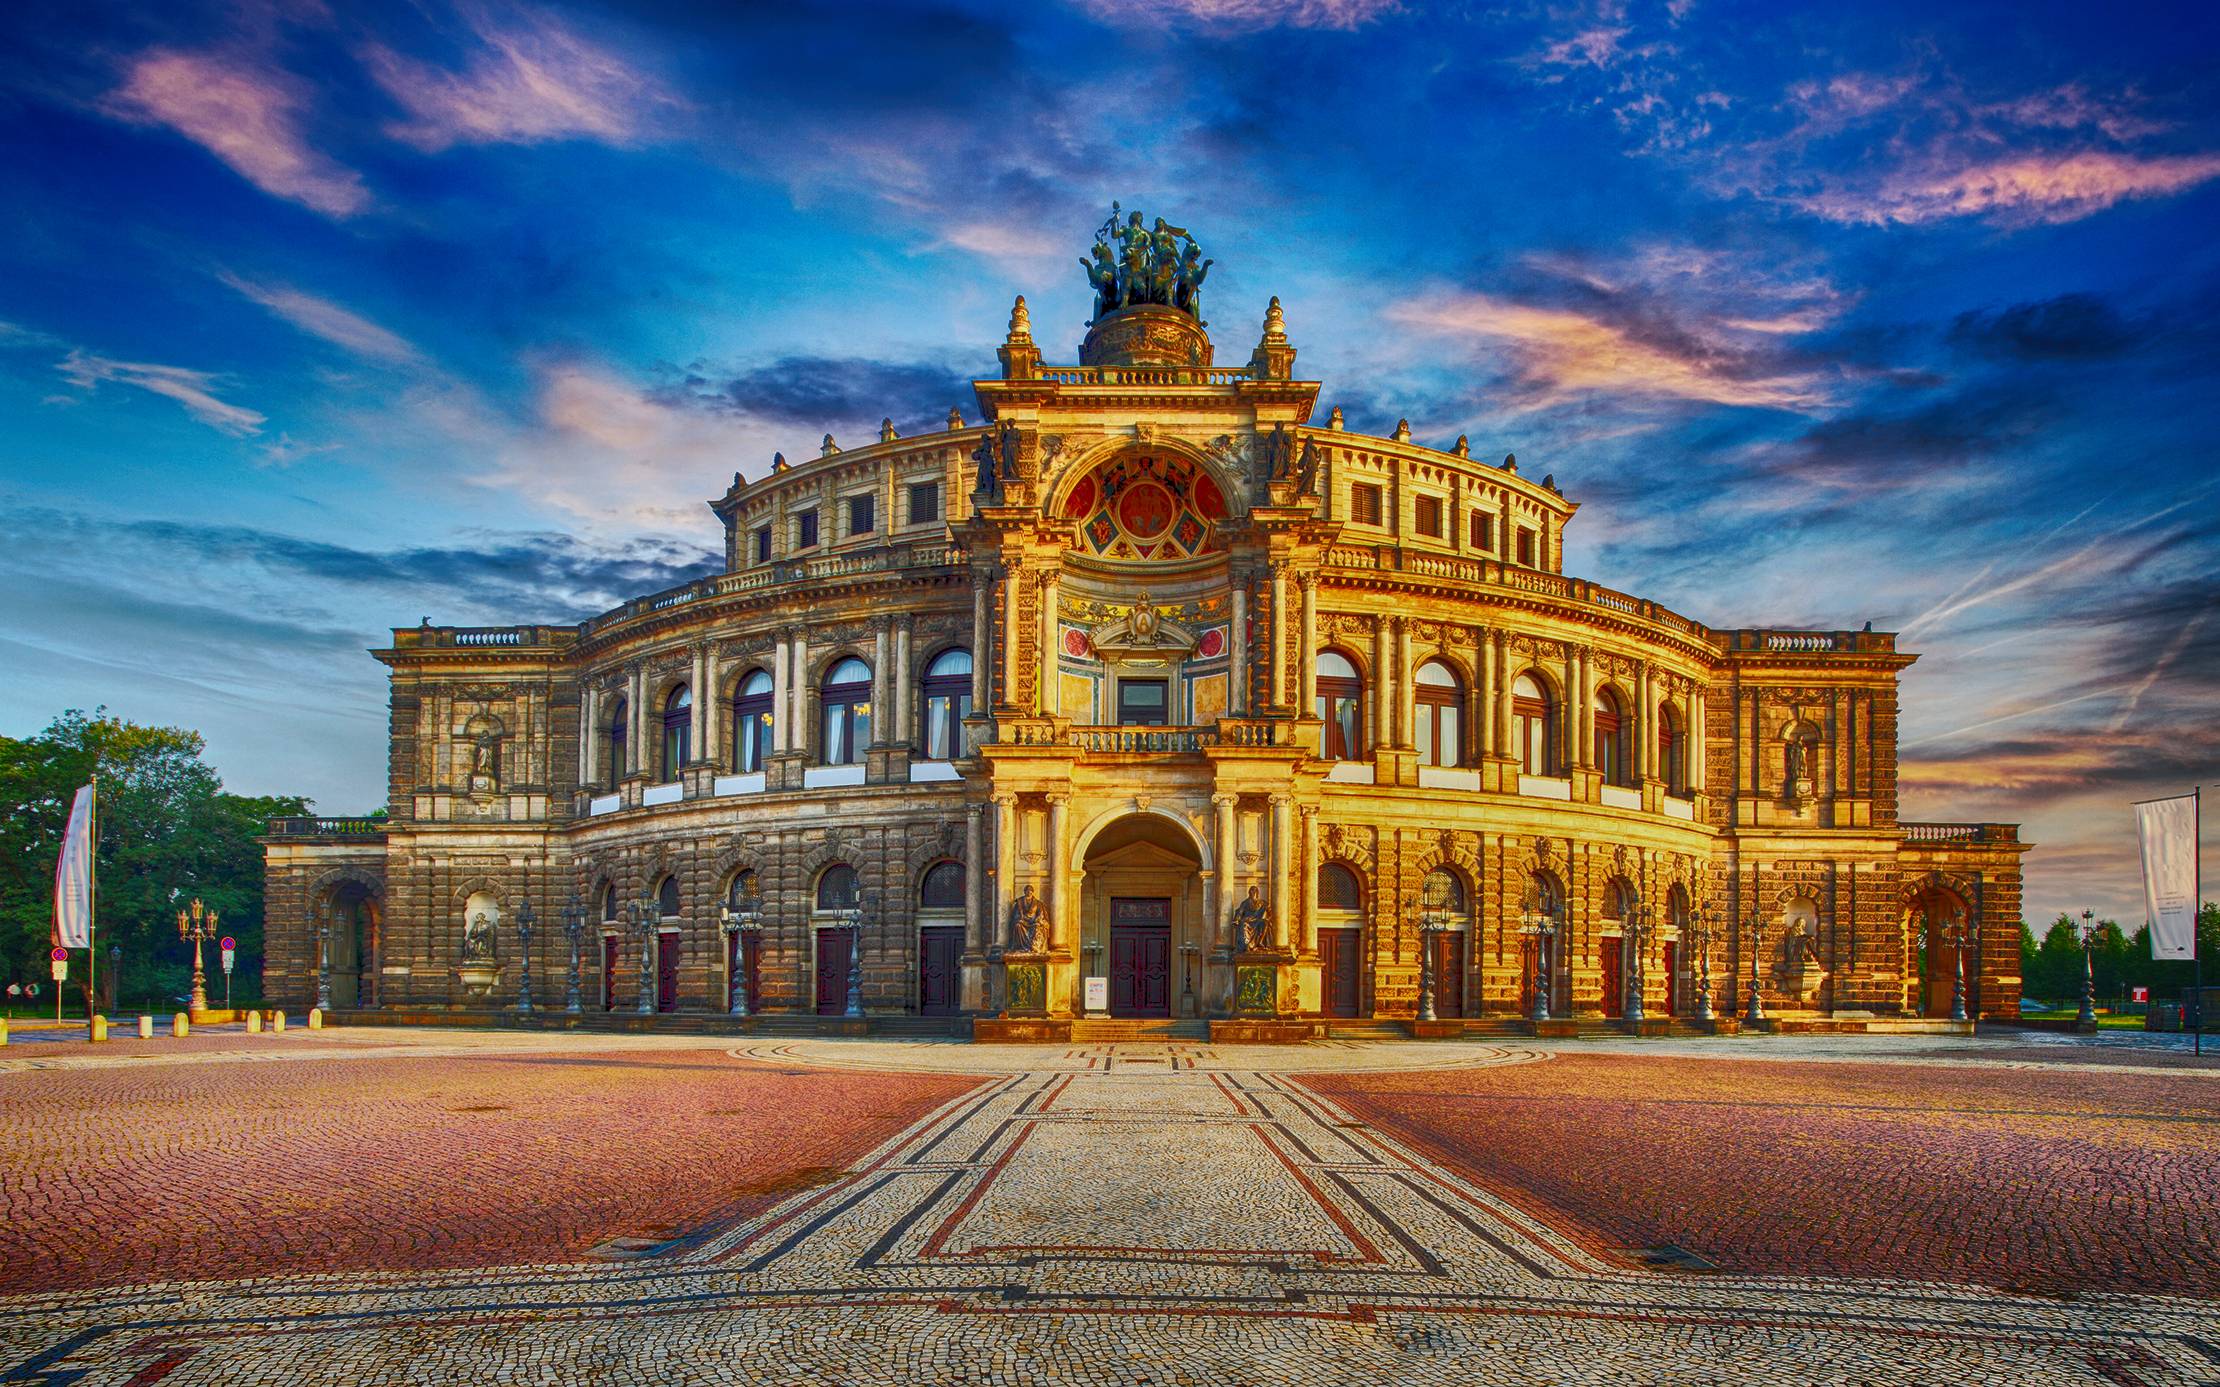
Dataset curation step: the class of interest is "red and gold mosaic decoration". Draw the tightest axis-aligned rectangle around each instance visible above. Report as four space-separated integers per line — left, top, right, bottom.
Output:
1063 451 1226 560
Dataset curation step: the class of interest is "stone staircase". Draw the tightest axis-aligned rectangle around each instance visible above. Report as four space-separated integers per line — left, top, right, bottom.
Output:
1067 1017 1210 1043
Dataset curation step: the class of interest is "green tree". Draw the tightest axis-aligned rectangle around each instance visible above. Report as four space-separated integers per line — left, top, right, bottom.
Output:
0 709 307 1013
2030 916 2085 1006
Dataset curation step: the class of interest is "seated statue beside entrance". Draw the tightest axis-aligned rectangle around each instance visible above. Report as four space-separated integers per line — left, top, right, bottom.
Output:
1007 884 1048 954
1230 886 1273 953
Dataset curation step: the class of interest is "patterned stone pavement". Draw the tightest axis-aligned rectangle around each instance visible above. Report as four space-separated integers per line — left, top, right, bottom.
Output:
1 1033 2215 1385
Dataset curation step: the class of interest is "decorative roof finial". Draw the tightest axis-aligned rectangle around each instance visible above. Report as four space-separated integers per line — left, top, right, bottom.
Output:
1503 452 1517 473
772 451 789 472
1261 295 1286 341
947 406 964 429
1393 418 1412 443
1327 406 1345 431
1452 434 1470 458
1007 295 1032 339
880 417 898 443
821 433 839 456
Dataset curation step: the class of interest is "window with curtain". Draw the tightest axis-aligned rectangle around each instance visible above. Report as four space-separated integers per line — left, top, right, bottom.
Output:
732 669 774 772
816 863 859 912
1594 687 1629 786
1414 659 1463 767
661 685 692 780
820 657 872 764
1512 674 1557 775
921 648 971 759
1316 650 1364 760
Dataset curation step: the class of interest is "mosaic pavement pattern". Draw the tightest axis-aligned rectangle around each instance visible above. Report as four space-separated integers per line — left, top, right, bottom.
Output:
2 1036 2216 1384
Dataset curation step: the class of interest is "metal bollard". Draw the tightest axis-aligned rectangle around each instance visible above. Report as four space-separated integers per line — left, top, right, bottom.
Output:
138 1015 154 1039
173 1012 190 1037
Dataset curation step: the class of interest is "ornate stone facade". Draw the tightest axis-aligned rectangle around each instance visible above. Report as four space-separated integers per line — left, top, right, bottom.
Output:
263 265 2027 1029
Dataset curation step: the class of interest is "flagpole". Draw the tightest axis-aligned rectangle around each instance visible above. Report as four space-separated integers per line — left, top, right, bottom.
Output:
86 774 98 1025
2196 785 2203 1058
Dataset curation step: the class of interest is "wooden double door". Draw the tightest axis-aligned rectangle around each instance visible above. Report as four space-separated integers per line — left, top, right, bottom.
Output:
1108 898 1171 1018
816 926 855 1016
1320 928 1362 1017
918 927 963 1016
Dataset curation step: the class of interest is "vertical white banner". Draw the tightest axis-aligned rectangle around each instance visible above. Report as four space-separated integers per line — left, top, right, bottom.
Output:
52 784 94 949
2135 793 2199 961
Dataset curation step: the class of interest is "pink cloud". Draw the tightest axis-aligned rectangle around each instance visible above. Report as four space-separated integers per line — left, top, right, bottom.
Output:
1816 150 2220 226
218 273 425 366
1069 0 1399 31
57 349 267 437
364 14 678 153
103 49 369 218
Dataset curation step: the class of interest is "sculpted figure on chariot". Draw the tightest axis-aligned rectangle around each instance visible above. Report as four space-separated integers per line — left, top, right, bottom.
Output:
1083 204 1212 321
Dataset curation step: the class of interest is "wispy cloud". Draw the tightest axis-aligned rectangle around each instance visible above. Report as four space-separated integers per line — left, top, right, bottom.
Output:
55 349 266 436
218 273 426 366
364 11 680 153
1798 150 2220 227
1067 0 1400 32
102 49 370 218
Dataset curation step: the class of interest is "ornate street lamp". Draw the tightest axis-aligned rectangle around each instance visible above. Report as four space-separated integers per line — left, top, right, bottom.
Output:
1623 900 1649 1026
176 897 217 1014
1686 905 1715 1024
313 901 334 1014
1944 908 1969 1024
1415 876 1454 1024
843 890 875 1020
1518 879 1561 1024
1742 911 1767 1026
720 887 764 1018
561 893 587 1015
627 892 661 1015
2076 908 2099 1029
514 896 536 1013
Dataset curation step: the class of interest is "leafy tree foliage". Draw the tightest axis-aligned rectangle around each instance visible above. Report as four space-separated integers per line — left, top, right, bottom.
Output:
2020 903 2220 1008
0 710 307 1011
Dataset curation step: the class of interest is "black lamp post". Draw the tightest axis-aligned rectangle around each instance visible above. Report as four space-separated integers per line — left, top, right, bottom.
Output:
514 896 536 1013
1415 881 1452 1024
313 903 334 1014
721 889 763 1018
561 893 586 1014
1743 912 1767 1026
843 890 873 1020
2076 908 2098 1030
628 893 660 1015
1686 905 1715 1023
1945 909 1968 1024
1622 901 1649 1026
1519 881 1560 1024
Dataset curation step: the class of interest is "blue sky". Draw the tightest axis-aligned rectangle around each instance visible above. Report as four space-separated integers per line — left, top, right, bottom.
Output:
2 0 2215 926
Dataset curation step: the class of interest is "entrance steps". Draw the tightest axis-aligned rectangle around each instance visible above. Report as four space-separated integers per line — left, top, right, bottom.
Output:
1068 1018 1208 1043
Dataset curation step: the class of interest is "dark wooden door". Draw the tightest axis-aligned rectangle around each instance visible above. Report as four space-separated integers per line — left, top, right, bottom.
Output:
816 927 855 1016
1430 933 1466 1019
601 936 620 1011
1663 940 1679 1015
1321 928 1361 1017
1106 899 1170 1018
919 927 963 1016
728 931 760 1012
1601 937 1625 1018
656 932 680 1012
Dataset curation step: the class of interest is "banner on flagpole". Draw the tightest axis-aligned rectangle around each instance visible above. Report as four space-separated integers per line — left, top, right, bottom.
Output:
53 784 94 950
2135 793 2199 961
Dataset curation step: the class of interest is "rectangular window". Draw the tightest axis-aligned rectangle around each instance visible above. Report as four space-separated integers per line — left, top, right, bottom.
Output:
796 509 818 549
908 481 940 525
753 526 771 564
847 494 875 536
1351 482 1383 526
1414 495 1443 538
1516 526 1536 567
1469 510 1494 552
1116 679 1169 727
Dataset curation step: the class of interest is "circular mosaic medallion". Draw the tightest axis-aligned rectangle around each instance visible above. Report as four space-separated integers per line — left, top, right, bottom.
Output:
1117 481 1175 538
1197 627 1225 658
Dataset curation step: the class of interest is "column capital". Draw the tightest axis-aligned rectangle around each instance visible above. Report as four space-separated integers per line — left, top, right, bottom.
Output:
1211 792 1239 810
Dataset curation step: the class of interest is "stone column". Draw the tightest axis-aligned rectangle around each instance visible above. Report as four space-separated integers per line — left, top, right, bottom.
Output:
964 803 986 952
581 685 600 785
1371 621 1390 751
1269 571 1288 708
1269 795 1293 950
1230 576 1249 715
1212 794 1237 951
699 645 721 767
993 794 1017 949
1393 617 1411 746
1691 686 1707 794
791 627 811 753
1003 562 1024 710
771 632 791 754
1046 793 1069 951
1038 570 1059 717
1569 647 1589 769
1301 806 1320 954
1494 634 1513 757
970 572 990 712
628 665 648 768
1476 629 1495 758
894 618 913 745
873 622 891 744
1299 575 1318 714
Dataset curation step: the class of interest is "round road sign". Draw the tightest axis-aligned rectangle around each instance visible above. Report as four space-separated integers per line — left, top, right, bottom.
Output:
49 947 66 962
221 936 236 951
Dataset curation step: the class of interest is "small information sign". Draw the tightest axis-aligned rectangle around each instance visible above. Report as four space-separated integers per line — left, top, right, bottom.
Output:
1083 976 1109 1013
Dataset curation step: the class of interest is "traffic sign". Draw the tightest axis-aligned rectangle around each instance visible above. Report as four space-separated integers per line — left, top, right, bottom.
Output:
50 960 67 982
221 948 236 974
49 947 65 962
220 936 235 951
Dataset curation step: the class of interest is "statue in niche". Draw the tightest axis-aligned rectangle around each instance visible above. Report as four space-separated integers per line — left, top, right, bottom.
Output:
1007 884 1048 954
461 904 497 963
971 427 1003 500
1295 438 1321 496
1231 886 1273 953
1784 730 1818 800
1262 423 1295 481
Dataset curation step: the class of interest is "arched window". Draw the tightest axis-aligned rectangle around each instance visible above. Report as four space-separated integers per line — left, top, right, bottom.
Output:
661 686 692 780
1317 862 1363 911
1316 650 1364 761
1512 674 1557 775
727 869 759 908
919 861 965 909
820 658 872 765
1526 871 1566 922
1421 867 1468 915
1594 686 1629 786
609 698 629 782
921 648 972 761
732 670 774 773
598 883 617 922
1603 878 1636 925
1414 660 1463 768
656 874 682 919
1659 703 1686 796
816 863 860 912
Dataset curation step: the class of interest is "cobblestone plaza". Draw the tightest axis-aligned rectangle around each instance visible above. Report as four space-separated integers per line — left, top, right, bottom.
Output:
2 1028 2214 1383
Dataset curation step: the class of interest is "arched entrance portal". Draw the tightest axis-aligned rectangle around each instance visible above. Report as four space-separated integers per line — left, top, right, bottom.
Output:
1907 886 1972 1017
325 883 380 1009
1078 814 1205 1018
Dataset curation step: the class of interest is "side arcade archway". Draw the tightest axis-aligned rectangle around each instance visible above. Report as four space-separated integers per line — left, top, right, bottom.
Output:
1074 811 1208 1018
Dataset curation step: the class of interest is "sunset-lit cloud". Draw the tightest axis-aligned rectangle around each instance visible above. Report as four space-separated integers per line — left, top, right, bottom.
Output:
55 349 267 436
1801 150 2220 226
102 49 370 218
1069 0 1400 32
364 11 680 152
218 274 426 366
